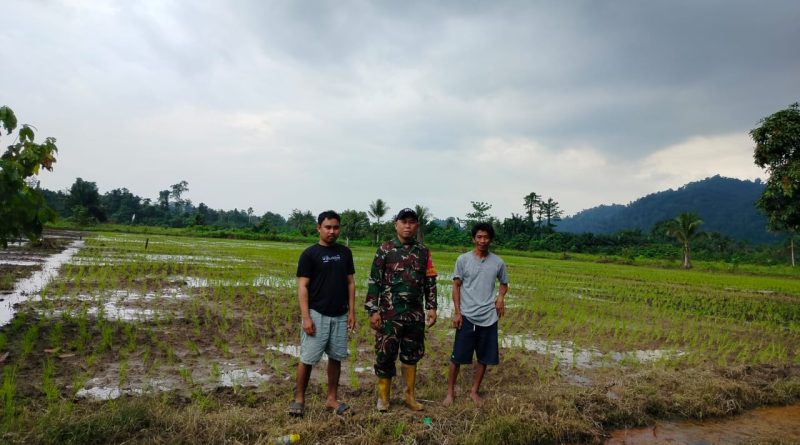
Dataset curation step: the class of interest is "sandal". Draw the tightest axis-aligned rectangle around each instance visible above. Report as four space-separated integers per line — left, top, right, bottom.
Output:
288 401 304 417
331 402 353 416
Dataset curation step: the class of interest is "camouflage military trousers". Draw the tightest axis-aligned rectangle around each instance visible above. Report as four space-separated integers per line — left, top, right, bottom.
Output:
373 311 425 378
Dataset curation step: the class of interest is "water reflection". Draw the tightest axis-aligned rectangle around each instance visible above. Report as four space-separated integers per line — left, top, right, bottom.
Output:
40 288 189 321
218 367 271 387
0 240 84 326
501 334 684 369
184 275 296 289
606 404 800 444
75 377 171 400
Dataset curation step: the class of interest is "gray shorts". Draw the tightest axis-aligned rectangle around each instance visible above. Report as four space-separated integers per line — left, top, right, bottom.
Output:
300 309 349 364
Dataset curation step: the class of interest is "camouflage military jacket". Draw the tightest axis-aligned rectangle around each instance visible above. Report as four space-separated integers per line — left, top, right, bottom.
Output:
365 238 437 318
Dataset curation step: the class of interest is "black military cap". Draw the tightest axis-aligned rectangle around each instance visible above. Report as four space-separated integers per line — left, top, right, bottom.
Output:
395 208 418 221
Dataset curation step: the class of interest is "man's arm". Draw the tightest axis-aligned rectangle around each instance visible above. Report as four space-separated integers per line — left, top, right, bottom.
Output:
366 247 385 330
297 276 315 335
496 282 508 318
347 274 356 331
452 278 463 329
496 261 509 318
424 250 437 327
425 277 438 327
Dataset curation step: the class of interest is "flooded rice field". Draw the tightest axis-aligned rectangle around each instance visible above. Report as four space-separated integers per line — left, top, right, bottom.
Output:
0 231 85 326
1 231 799 444
606 403 800 444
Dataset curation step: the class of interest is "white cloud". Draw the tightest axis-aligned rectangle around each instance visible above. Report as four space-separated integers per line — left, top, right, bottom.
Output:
636 133 765 189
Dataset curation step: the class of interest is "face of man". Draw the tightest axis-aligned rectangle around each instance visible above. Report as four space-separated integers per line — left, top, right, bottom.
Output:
317 218 341 246
473 230 492 254
395 217 419 242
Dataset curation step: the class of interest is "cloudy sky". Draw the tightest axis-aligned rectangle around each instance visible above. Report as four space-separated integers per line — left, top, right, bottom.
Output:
3 1 798 220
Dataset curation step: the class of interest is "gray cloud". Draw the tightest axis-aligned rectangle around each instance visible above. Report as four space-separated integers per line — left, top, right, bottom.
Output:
1 0 796 219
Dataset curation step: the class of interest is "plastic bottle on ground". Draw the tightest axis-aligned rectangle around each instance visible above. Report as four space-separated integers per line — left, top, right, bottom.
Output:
272 434 300 445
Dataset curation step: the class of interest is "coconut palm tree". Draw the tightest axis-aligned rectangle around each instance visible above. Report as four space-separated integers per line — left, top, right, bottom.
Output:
368 199 389 245
665 212 704 269
414 204 431 243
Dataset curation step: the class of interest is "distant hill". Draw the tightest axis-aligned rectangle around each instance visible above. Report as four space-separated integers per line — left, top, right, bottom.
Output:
557 175 781 244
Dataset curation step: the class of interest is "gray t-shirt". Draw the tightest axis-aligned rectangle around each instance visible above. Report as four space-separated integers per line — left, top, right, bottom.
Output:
453 251 509 326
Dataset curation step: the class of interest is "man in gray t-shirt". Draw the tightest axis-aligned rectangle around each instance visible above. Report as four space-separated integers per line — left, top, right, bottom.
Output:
442 222 509 407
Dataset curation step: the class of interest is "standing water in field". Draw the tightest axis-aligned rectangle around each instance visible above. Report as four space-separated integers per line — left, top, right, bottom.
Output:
605 404 800 444
0 239 84 326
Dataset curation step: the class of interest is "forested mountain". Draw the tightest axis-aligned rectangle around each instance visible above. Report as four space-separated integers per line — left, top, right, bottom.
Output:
557 176 780 243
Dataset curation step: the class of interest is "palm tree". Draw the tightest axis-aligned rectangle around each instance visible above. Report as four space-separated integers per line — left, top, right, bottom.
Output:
368 199 389 245
665 212 704 269
414 204 431 243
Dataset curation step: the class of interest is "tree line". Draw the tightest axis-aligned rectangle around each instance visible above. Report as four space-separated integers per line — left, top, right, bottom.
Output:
30 176 787 265
4 102 799 266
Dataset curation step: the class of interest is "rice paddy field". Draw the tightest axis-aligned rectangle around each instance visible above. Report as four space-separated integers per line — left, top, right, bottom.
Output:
1 231 799 444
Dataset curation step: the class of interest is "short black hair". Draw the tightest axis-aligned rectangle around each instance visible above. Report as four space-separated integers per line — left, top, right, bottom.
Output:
471 222 494 240
317 210 341 225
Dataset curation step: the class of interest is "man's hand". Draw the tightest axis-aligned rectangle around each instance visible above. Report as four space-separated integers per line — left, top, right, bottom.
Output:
452 312 462 329
347 311 356 332
496 296 505 318
369 312 382 331
426 309 437 328
302 316 316 336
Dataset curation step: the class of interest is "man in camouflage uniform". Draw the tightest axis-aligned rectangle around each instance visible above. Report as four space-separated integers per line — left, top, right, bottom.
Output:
365 208 437 412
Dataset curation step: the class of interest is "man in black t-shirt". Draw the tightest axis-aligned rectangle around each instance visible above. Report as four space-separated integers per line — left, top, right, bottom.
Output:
288 210 356 417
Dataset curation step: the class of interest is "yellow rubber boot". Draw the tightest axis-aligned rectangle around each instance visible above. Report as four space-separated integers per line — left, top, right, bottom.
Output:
376 377 391 412
401 364 424 411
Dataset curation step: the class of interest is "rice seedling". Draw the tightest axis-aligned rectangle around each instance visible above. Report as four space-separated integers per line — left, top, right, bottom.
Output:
0 367 22 428
178 367 194 386
41 357 59 402
118 357 129 388
20 323 40 360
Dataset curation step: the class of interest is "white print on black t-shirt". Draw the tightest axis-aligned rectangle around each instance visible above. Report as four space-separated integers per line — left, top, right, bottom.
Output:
321 255 341 263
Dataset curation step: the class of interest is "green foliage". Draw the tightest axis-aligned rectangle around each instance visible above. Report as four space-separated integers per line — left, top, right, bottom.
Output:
287 209 315 236
367 198 389 223
523 192 540 222
664 212 704 269
752 102 800 235
254 211 287 233
68 178 105 223
414 204 431 242
368 198 390 244
340 209 370 242
665 212 704 244
426 224 470 246
42 400 153 444
466 200 492 222
0 106 58 247
461 201 494 232
540 197 563 228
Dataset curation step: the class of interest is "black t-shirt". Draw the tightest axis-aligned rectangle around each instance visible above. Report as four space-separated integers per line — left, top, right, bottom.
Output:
296 243 355 317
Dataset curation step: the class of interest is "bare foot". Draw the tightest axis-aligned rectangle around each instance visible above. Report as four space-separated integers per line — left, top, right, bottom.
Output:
469 391 484 408
325 397 340 411
442 393 454 407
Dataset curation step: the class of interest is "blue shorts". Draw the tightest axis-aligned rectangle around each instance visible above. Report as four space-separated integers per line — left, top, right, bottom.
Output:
300 309 349 364
450 318 499 365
